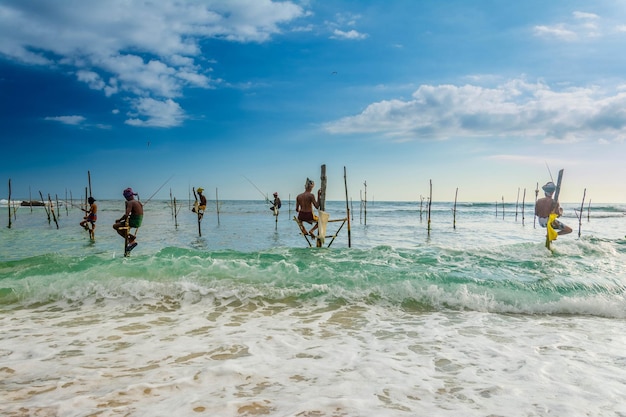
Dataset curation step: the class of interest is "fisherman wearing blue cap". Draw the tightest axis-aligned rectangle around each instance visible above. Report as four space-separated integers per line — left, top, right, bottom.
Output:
535 182 572 235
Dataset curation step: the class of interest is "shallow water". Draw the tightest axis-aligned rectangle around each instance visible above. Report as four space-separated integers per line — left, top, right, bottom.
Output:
1 200 626 416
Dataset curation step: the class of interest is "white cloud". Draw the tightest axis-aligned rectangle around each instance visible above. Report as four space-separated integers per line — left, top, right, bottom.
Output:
326 12 367 40
125 98 186 128
534 10 603 41
0 0 307 125
324 78 626 144
44 115 86 125
534 25 578 41
331 29 368 40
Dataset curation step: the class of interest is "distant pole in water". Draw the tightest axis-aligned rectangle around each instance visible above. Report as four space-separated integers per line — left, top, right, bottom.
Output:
577 188 586 238
29 186 33 212
427 179 432 234
495 200 498 217
7 178 12 229
452 187 458 230
522 188 527 226
39 191 51 224
173 197 179 228
88 170 92 198
48 193 59 229
419 195 424 222
344 166 352 248
363 180 367 226
501 196 505 220
169 188 174 218
587 200 591 222
359 190 363 224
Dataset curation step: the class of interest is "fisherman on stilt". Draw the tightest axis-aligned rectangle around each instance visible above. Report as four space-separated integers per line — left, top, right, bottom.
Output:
270 192 281 215
113 187 143 256
296 178 320 237
192 187 207 221
79 196 97 240
535 181 572 239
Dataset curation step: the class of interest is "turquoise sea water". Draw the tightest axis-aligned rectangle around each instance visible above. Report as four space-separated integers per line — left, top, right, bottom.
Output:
1 199 626 416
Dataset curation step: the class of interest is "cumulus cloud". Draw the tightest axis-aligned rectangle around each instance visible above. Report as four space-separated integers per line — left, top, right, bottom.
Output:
331 29 368 40
0 0 306 126
326 12 367 40
323 78 626 144
125 98 186 128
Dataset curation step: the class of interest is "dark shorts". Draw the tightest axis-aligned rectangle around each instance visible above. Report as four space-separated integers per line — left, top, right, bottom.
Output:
87 214 97 223
129 214 143 228
298 211 317 223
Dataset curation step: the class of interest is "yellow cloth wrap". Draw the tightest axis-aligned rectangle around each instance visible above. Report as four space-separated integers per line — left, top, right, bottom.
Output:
547 213 558 242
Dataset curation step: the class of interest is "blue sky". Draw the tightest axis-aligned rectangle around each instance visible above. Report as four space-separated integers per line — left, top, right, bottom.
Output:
2 0 626 203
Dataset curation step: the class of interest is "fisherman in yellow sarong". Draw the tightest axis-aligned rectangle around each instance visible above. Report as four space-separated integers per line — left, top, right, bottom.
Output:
535 181 572 242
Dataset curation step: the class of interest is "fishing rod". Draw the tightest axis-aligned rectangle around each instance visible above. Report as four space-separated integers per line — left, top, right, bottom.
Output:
545 162 554 183
142 174 175 206
243 175 271 204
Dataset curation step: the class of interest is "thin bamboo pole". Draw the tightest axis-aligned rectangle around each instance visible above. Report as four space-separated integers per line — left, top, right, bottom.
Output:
452 187 458 230
216 187 221 226
522 188 526 226
7 178 12 229
501 196 505 220
363 181 367 226
173 197 179 228
427 180 432 235
39 191 51 223
344 166 351 248
577 188 586 237
48 193 59 229
533 182 539 228
587 200 591 222
317 165 327 247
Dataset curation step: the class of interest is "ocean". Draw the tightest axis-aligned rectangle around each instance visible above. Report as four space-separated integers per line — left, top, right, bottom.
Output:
1 198 625 417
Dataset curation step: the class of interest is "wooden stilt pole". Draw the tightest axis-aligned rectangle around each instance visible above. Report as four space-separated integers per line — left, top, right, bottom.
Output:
501 196 505 220
318 165 327 247
577 188 586 238
39 191 51 223
522 188 526 225
48 193 59 229
173 197 179 228
363 181 367 226
453 187 458 230
7 178 11 229
216 187 220 226
344 166 351 248
533 182 539 228
427 180 432 235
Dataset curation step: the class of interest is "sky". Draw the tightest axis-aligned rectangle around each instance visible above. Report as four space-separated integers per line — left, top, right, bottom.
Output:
2 0 626 203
